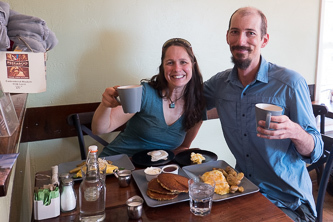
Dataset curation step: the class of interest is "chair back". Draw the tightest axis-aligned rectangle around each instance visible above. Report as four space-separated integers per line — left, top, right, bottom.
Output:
307 105 329 175
315 134 333 222
312 104 328 134
67 112 108 160
67 111 126 160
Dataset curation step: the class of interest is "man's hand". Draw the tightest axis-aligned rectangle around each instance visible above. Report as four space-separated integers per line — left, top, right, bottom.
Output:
257 115 297 139
257 115 314 157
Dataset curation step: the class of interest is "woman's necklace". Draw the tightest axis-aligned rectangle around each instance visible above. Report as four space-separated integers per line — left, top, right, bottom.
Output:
168 95 183 108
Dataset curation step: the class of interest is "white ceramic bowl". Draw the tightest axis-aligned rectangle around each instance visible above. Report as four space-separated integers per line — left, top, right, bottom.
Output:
144 167 161 181
161 164 179 174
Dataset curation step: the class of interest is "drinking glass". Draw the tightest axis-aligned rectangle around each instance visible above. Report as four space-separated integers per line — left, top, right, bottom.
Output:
188 178 215 216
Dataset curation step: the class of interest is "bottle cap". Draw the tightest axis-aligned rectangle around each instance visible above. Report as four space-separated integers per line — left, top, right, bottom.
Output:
62 178 74 186
59 172 70 181
88 145 98 153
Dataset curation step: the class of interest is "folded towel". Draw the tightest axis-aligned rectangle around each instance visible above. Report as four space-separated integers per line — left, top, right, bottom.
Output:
0 1 10 50
8 13 58 52
0 1 10 24
10 35 58 52
8 14 49 39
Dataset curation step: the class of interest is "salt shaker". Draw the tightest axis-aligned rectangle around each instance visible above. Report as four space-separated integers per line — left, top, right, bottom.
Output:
59 172 70 183
60 178 76 212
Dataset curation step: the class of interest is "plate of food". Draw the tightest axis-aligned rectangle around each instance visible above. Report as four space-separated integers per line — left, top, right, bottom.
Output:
132 165 190 207
58 154 135 181
182 160 259 202
131 149 174 167
174 149 218 166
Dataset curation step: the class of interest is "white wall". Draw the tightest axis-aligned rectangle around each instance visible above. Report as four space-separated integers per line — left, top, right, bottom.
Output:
2 0 320 221
7 0 319 107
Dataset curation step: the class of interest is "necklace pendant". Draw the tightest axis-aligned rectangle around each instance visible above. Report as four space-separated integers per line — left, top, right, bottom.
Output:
169 102 175 108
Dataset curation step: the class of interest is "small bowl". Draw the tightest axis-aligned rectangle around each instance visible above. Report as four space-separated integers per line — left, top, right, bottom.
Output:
162 164 179 174
144 167 161 181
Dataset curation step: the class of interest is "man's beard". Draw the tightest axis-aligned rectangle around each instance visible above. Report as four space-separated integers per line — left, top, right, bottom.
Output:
231 55 251 70
230 45 252 70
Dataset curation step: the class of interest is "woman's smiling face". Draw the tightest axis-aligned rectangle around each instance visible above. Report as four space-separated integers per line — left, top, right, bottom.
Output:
163 45 193 90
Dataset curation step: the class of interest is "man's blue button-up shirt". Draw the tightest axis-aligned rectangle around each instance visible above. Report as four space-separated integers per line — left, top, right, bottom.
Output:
204 56 323 216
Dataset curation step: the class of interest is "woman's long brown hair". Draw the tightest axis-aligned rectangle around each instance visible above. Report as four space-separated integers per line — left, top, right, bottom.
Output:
142 39 205 131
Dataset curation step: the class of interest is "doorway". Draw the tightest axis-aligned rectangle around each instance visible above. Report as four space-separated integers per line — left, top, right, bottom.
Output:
316 0 333 101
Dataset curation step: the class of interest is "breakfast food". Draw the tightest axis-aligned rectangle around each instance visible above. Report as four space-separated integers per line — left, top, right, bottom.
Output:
147 150 169 162
146 189 178 201
157 173 189 193
148 178 177 195
70 158 118 178
145 167 161 175
144 166 161 181
217 166 244 188
201 166 245 195
161 164 179 174
146 173 189 201
201 170 230 195
190 152 205 164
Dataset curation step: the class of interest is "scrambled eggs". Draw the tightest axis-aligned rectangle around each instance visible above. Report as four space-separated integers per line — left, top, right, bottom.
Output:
201 170 230 195
190 152 206 164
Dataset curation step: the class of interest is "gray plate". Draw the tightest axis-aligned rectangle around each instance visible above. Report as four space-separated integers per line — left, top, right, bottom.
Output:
58 154 135 181
132 166 190 207
182 160 259 202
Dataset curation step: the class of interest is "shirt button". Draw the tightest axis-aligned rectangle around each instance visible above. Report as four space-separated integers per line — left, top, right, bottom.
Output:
249 174 252 177
242 114 245 117
243 93 246 96
246 154 249 157
244 133 247 136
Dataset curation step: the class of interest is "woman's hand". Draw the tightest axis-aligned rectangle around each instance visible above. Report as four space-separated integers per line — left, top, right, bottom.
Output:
92 85 134 134
101 86 121 108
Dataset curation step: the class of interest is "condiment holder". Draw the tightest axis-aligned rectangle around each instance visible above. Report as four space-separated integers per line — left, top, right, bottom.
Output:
113 169 132 187
126 195 144 219
161 164 179 174
60 178 76 212
144 166 161 181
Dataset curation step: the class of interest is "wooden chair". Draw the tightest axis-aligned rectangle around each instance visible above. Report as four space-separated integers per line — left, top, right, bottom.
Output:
67 112 107 160
308 104 329 183
313 134 333 222
67 112 127 160
312 104 329 134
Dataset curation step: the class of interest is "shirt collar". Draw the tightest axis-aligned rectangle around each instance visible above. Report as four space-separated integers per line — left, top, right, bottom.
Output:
227 56 269 85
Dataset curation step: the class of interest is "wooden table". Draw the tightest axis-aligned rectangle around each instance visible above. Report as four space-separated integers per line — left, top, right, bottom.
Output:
33 169 292 222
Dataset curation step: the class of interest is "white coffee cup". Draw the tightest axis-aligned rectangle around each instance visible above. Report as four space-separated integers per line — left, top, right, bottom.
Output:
117 85 142 113
255 103 283 130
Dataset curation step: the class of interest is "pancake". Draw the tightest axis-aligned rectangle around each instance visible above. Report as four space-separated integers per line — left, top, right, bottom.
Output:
147 178 176 195
146 189 178 201
157 173 189 193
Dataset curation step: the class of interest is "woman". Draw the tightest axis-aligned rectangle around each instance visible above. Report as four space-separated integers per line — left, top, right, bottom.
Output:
92 38 205 157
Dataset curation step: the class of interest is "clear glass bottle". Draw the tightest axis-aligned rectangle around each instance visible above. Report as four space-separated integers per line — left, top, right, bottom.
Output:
60 178 76 212
79 145 106 222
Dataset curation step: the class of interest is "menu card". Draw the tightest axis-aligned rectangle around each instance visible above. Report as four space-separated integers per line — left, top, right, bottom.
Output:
0 51 46 93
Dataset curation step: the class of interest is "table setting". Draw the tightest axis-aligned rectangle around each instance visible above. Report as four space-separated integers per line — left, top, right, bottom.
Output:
33 148 292 221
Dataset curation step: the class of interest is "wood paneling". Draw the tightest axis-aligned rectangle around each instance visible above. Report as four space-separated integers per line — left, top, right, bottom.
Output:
21 102 100 142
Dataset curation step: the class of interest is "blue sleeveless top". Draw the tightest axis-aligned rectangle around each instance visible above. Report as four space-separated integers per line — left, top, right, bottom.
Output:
99 82 186 157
